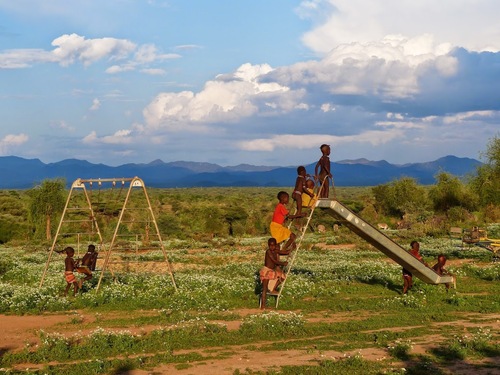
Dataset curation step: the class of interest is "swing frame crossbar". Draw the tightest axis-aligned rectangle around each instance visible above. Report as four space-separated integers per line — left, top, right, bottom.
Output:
39 176 177 292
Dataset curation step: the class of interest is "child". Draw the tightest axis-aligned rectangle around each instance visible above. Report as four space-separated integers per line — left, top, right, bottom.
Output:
432 254 452 290
270 191 301 252
292 166 314 217
402 241 428 294
259 238 289 309
76 244 98 287
301 179 317 209
314 144 333 198
63 246 79 297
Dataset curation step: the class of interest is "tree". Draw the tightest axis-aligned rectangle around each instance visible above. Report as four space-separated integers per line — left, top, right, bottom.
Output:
470 135 500 206
373 177 430 218
429 172 477 212
28 179 66 241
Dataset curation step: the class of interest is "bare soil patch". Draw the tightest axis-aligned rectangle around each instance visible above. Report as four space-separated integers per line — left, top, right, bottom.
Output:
2 311 499 374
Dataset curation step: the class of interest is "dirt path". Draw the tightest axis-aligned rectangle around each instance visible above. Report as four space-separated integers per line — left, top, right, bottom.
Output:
1 311 499 374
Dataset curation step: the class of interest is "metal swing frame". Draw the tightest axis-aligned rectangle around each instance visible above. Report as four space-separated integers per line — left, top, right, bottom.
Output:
39 177 177 292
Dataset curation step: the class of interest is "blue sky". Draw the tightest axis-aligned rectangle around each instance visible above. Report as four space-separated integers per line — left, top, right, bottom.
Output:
1 0 499 167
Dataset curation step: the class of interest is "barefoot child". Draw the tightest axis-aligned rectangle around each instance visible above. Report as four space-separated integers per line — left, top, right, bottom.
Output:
315 144 333 198
292 166 314 217
259 238 289 309
432 254 452 290
270 191 302 252
63 247 79 297
76 244 98 287
301 178 317 209
402 241 428 294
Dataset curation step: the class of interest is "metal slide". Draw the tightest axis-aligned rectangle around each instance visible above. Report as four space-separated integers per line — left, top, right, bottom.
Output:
316 199 454 285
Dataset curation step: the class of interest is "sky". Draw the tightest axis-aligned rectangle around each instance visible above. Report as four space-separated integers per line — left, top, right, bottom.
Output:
1 0 499 167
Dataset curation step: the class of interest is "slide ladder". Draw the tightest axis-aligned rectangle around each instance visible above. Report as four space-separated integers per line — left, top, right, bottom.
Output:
274 197 318 307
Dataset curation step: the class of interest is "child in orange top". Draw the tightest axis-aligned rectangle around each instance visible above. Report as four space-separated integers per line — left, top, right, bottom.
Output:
292 166 314 217
270 191 301 252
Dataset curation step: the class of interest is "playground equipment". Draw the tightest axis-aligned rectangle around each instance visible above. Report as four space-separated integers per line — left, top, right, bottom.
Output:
462 227 500 258
40 177 177 291
271 196 455 308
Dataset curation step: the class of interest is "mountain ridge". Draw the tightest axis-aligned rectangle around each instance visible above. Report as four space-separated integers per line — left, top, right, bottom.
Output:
0 155 481 189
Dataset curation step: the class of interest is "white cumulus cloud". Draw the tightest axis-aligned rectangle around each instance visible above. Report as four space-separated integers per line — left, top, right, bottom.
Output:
299 0 500 54
239 129 403 152
142 63 299 130
0 133 29 154
51 33 136 67
82 129 133 145
89 98 101 111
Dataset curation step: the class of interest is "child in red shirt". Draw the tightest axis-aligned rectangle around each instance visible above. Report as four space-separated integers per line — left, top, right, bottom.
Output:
270 191 301 252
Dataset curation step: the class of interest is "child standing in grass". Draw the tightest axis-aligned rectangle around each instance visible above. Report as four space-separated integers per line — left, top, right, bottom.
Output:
292 166 314 217
270 191 301 252
402 241 428 294
63 247 79 297
433 254 452 291
260 238 289 309
315 144 333 198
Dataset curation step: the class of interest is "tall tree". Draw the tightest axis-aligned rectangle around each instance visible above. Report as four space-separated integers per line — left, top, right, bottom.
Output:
470 135 500 206
28 179 67 241
373 177 429 217
429 172 477 212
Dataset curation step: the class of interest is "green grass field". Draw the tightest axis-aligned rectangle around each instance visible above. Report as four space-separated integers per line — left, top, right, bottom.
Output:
0 229 499 374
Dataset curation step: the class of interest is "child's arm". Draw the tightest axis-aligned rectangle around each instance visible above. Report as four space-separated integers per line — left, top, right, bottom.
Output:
270 251 288 267
314 160 321 178
323 157 332 177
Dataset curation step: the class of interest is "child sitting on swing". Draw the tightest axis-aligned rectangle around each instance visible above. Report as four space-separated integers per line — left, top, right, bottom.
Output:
76 244 99 287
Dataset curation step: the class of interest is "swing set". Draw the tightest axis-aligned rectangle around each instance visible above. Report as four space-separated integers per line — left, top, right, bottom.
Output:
39 177 177 292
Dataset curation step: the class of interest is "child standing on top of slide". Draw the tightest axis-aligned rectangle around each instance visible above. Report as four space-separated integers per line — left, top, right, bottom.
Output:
315 144 333 198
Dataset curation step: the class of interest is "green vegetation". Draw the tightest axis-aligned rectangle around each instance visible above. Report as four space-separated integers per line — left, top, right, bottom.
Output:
0 137 498 373
0 231 498 373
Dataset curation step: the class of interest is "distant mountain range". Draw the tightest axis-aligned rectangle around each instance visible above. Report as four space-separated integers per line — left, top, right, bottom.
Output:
0 155 482 189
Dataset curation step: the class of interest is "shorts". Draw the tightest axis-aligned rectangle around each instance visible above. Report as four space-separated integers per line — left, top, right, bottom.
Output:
65 271 76 283
270 221 291 243
77 266 92 276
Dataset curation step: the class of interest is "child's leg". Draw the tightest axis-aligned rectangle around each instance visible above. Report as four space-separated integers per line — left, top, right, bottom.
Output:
402 275 410 294
295 194 303 215
72 281 79 296
261 279 269 310
283 232 296 251
323 179 329 198
64 282 71 297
